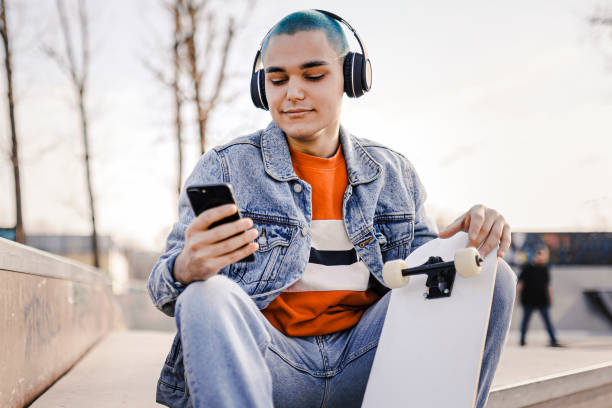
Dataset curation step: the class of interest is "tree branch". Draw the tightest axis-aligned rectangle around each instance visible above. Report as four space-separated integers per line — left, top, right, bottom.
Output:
206 16 235 112
56 0 80 87
78 0 89 89
41 43 72 78
141 56 174 89
200 10 215 87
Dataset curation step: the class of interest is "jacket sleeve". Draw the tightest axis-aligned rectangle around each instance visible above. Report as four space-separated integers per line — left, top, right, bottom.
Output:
404 159 439 253
147 149 225 317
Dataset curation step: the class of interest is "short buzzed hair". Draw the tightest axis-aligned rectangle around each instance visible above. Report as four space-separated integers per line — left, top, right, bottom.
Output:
261 10 350 62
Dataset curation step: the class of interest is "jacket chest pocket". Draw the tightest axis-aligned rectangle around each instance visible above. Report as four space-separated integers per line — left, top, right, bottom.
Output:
373 213 414 262
228 215 296 294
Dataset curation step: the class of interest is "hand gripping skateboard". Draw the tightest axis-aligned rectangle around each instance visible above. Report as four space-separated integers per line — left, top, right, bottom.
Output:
362 232 499 408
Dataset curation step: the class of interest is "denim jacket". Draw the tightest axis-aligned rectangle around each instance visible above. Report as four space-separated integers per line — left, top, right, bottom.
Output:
148 121 438 406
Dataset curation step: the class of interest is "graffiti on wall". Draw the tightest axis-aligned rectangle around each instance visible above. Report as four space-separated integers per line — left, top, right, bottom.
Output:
511 232 612 265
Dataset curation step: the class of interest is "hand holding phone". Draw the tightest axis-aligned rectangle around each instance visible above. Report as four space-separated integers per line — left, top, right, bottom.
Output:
173 184 258 285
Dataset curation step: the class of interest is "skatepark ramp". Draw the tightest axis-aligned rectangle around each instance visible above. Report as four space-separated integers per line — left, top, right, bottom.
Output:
0 238 122 408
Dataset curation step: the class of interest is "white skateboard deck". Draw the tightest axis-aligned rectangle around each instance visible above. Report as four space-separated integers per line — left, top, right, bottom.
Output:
362 232 498 408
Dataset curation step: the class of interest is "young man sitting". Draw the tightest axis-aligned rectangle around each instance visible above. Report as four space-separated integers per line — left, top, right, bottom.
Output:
148 9 516 408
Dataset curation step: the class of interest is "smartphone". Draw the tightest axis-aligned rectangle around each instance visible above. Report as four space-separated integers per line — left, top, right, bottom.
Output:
186 183 255 262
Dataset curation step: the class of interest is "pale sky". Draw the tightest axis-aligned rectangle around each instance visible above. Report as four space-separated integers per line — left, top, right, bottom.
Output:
1 0 611 251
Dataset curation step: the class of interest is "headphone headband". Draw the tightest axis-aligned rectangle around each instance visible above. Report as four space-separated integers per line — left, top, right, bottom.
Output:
250 9 372 110
312 9 370 65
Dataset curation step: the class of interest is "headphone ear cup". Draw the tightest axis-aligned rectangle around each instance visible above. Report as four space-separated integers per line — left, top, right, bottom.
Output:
343 52 356 97
343 52 368 98
352 53 365 97
258 69 268 110
250 69 269 110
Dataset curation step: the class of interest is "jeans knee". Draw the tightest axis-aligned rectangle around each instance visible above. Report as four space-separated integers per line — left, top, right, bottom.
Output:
176 275 243 315
494 259 517 315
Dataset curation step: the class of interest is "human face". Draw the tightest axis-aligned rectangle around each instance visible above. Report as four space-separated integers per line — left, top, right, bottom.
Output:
534 247 550 264
263 30 344 157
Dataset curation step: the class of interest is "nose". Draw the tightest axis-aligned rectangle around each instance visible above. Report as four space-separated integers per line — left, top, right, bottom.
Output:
286 77 305 101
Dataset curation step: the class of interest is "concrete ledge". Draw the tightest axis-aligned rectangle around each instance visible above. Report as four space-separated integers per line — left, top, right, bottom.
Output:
0 239 122 408
488 361 612 407
0 237 111 284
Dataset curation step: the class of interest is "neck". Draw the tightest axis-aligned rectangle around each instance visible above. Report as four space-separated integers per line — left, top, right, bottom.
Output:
285 121 341 158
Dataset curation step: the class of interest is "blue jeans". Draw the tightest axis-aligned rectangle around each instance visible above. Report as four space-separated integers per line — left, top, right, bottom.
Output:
520 306 558 345
174 260 516 408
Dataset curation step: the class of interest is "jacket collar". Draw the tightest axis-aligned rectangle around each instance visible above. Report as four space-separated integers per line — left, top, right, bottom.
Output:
260 121 382 185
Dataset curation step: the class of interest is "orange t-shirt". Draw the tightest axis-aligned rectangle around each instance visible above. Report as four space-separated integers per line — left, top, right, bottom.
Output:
262 144 380 336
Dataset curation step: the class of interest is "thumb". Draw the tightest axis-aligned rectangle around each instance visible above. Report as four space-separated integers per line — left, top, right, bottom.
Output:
438 217 463 238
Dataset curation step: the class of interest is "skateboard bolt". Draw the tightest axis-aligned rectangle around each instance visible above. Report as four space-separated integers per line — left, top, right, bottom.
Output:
444 289 449 294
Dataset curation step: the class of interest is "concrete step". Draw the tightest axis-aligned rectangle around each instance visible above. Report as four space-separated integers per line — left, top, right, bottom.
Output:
488 331 612 407
30 330 612 407
30 331 173 407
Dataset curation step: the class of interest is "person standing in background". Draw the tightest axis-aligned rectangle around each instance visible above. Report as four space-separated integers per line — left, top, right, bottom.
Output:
517 245 563 347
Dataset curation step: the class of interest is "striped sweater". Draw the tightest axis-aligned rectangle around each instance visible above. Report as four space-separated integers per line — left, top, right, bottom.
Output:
262 144 380 336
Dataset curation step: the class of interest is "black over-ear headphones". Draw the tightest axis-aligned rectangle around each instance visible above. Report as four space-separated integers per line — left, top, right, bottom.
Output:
250 9 373 110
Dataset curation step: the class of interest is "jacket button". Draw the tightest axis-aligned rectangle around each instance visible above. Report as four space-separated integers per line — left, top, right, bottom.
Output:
293 183 303 193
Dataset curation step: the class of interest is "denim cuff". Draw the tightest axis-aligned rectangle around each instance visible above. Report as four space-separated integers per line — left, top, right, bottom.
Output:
167 251 185 288
153 250 186 317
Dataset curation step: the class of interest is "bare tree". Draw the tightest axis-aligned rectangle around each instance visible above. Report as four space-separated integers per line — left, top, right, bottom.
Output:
183 0 246 154
172 1 186 195
42 0 100 268
0 0 24 244
142 0 251 196
142 0 187 197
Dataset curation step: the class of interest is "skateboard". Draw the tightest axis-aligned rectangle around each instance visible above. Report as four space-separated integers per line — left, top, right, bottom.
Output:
362 231 498 408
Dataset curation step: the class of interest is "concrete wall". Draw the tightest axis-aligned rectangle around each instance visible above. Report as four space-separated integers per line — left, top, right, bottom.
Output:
114 280 176 332
0 238 123 408
510 265 612 334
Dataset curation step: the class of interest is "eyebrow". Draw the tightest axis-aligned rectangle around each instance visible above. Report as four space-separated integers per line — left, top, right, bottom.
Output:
265 60 330 74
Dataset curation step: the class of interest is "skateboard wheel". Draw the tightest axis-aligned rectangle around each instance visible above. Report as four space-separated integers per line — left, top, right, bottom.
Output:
382 259 410 289
454 248 482 278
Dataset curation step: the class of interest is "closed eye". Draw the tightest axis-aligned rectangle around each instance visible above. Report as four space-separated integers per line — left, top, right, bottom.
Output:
306 74 324 81
269 74 325 85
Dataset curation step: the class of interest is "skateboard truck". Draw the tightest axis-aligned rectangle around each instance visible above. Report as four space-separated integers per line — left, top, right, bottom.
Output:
382 247 485 293
400 255 483 300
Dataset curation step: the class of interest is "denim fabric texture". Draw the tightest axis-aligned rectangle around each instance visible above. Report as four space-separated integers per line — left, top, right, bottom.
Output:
148 122 515 407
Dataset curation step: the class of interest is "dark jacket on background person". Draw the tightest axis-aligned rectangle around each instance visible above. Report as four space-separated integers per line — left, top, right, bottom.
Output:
518 263 550 307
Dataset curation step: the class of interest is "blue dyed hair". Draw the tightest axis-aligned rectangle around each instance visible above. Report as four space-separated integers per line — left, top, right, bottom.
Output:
261 10 349 61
